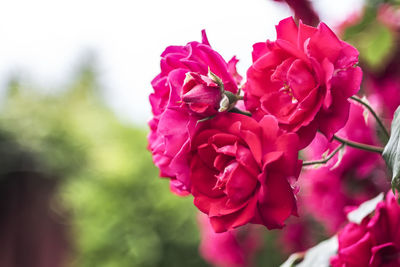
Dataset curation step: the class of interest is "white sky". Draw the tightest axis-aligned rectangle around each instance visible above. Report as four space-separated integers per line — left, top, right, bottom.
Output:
0 0 364 126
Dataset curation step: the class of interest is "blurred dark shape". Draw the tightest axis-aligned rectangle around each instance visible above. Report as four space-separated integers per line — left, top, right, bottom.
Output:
0 131 70 267
273 0 319 26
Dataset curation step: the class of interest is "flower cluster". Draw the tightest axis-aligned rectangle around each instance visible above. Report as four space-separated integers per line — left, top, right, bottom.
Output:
148 17 362 233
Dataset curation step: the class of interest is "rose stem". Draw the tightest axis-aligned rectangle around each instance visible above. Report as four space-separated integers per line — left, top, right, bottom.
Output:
302 143 345 166
333 135 384 154
350 95 390 140
229 107 252 117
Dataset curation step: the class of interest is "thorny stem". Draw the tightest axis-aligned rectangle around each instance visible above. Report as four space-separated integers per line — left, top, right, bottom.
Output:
302 143 345 166
350 95 390 140
333 135 384 154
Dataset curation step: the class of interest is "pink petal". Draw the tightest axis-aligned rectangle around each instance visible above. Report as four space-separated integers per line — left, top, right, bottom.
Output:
276 17 299 46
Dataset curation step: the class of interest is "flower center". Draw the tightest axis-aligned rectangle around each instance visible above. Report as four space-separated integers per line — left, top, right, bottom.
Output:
279 83 298 104
213 161 238 191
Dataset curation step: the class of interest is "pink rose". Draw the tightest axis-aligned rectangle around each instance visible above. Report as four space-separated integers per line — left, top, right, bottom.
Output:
148 31 240 195
190 113 301 232
331 191 400 267
197 212 262 267
244 17 362 147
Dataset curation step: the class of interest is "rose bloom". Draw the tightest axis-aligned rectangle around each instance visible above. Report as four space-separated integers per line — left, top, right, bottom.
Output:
148 31 240 195
190 112 302 232
331 191 400 267
244 17 362 147
197 212 262 267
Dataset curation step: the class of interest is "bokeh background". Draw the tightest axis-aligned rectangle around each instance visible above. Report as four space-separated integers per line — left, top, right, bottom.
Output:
1 0 397 266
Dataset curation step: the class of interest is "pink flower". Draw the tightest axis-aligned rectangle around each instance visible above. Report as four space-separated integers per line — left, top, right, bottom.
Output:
190 113 302 232
244 17 362 147
331 191 400 267
181 72 223 117
301 167 352 233
279 216 315 254
148 31 240 195
197 212 262 267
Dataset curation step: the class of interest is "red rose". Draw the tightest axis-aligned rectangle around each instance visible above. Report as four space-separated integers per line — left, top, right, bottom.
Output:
244 17 362 147
331 191 400 267
190 113 301 232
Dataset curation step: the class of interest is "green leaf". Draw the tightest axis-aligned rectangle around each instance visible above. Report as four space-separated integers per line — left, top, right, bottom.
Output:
359 23 394 70
383 106 400 191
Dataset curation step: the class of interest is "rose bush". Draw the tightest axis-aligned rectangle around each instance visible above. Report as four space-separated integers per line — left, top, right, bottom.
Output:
331 191 400 267
148 31 240 195
190 112 302 232
244 17 362 147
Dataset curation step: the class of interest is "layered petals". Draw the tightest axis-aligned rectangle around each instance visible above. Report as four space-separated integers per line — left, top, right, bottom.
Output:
190 113 301 232
244 17 362 147
331 191 400 267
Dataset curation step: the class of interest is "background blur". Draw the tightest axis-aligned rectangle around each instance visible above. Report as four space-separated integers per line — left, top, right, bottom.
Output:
1 0 393 266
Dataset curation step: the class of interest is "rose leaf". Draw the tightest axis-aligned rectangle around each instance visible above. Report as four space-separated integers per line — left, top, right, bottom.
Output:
383 106 400 191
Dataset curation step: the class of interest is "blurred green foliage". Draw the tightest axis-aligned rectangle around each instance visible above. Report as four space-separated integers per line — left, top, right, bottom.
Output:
0 61 209 267
341 1 400 73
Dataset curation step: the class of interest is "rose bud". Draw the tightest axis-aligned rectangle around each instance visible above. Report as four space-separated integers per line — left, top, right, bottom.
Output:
182 72 223 117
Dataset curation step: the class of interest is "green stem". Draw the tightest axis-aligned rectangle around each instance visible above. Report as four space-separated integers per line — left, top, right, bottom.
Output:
229 107 252 117
350 95 390 140
303 143 345 166
333 135 384 154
